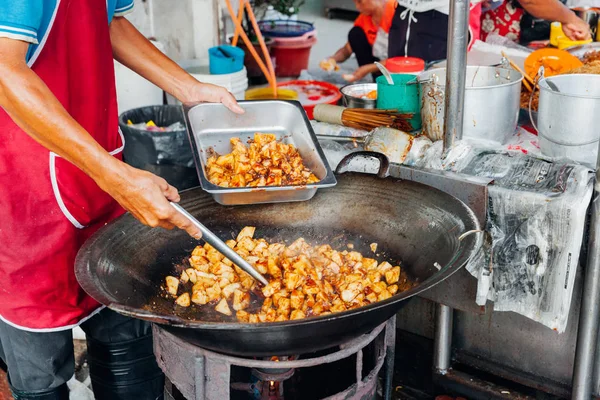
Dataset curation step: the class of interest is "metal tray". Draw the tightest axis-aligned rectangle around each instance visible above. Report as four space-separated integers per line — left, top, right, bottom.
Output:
566 42 600 59
183 100 337 205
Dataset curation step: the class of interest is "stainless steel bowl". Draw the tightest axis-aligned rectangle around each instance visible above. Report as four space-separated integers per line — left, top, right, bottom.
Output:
340 83 377 109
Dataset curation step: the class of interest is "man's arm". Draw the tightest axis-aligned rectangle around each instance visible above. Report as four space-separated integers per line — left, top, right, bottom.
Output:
517 0 591 40
109 16 244 111
0 38 201 238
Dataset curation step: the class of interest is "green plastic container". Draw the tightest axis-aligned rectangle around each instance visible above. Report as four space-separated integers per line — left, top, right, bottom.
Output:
376 74 421 131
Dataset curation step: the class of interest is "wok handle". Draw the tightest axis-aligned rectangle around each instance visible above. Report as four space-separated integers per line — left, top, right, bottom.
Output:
335 151 390 178
170 202 269 286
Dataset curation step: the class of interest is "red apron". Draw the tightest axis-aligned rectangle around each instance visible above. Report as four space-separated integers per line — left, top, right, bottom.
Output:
0 0 124 330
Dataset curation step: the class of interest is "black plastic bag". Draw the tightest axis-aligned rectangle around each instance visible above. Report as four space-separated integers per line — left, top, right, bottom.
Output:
119 105 200 190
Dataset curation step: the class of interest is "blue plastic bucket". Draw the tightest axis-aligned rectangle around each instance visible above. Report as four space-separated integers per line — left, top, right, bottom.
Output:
208 45 245 75
258 20 315 38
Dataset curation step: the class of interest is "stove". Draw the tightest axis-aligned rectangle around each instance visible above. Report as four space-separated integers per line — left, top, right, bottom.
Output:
154 318 396 400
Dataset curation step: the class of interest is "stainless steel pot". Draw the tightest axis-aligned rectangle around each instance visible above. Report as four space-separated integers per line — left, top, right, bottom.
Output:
536 73 600 168
340 83 377 109
419 66 523 144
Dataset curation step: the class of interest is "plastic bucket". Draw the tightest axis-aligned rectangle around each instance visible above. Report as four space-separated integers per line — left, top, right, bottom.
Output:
537 73 600 168
209 45 244 75
258 20 315 38
270 33 317 77
233 37 275 84
376 74 421 131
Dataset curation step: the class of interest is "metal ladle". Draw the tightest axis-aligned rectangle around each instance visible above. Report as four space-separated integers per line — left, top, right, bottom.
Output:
170 202 269 286
375 62 394 85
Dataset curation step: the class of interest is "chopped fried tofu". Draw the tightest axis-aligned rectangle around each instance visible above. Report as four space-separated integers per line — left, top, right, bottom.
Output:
222 283 241 299
290 290 305 310
165 276 179 297
175 293 190 307
290 310 306 320
215 299 232 316
206 283 222 302
237 226 256 241
180 270 190 284
385 267 401 285
378 290 392 301
377 261 393 274
233 290 250 311
192 289 209 305
341 282 363 303
236 310 250 323
185 268 197 284
262 281 281 298
162 226 414 323
370 243 378 253
206 134 319 188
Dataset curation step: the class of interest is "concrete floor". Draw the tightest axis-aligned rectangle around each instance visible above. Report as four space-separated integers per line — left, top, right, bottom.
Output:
298 2 355 70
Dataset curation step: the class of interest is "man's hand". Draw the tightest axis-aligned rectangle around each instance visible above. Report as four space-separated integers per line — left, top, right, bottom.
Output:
96 160 203 239
110 17 244 115
562 17 592 41
181 82 244 114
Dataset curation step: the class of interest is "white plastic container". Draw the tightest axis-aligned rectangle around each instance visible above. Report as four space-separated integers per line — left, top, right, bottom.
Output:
537 74 600 168
166 60 248 103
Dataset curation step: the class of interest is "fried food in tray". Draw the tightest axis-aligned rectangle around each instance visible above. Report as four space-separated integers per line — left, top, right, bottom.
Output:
163 227 414 323
205 133 320 188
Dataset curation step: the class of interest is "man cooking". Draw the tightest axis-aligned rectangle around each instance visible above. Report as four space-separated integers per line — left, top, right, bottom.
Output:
0 1 243 399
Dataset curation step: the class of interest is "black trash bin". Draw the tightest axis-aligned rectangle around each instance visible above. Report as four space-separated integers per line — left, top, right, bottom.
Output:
119 105 200 191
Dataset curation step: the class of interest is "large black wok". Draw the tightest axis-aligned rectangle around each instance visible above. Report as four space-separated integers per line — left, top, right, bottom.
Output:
75 170 481 357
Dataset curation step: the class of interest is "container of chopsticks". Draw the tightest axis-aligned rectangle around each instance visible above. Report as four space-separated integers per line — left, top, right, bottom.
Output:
313 104 414 133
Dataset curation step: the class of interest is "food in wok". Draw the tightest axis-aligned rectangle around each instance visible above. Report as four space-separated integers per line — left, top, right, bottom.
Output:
205 133 320 188
163 227 414 322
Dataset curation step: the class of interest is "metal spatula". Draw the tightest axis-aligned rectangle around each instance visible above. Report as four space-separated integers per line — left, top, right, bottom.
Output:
170 202 269 286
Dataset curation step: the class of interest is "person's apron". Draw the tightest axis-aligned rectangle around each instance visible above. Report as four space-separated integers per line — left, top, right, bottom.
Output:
0 0 125 331
389 0 483 62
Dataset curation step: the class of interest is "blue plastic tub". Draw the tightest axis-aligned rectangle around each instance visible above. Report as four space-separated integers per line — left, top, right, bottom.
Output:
208 45 245 75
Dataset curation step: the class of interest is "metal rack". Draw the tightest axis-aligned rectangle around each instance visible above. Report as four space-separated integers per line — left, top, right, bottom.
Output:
432 0 600 397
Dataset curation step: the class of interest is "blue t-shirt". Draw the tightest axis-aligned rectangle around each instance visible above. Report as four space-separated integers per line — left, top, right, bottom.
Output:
0 0 134 64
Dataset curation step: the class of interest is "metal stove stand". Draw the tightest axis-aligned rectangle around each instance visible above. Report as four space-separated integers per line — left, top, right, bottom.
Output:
154 318 396 400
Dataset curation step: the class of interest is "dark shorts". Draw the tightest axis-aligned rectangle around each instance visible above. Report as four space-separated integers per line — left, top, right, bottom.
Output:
388 5 449 63
0 308 164 399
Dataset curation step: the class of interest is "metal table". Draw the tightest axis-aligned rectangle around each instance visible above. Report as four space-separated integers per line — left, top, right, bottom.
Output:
426 0 600 397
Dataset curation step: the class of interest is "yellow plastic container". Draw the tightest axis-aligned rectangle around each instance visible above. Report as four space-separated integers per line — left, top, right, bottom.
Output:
245 87 299 100
551 21 593 49
557 36 593 49
550 22 563 47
